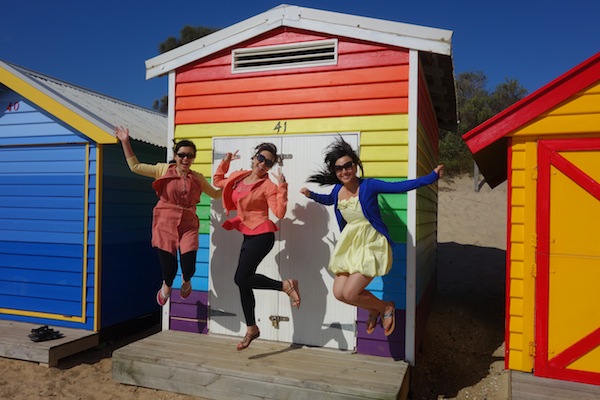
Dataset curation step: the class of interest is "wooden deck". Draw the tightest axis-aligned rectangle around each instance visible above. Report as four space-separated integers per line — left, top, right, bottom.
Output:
113 330 410 399
510 371 600 400
0 320 99 367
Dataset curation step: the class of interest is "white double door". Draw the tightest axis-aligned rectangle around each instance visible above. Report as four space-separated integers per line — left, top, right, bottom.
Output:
209 133 358 349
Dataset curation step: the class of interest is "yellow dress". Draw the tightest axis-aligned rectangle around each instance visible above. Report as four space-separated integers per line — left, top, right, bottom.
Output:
328 197 392 277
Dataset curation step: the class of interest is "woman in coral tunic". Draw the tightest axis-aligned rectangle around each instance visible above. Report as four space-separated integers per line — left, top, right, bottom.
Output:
213 142 301 351
115 126 221 306
301 137 443 337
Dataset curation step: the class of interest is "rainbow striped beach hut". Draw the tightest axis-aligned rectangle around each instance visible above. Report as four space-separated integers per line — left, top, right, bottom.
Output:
146 4 456 363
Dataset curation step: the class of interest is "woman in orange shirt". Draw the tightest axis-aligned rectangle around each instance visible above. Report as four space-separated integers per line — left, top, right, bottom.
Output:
115 126 221 306
214 142 301 351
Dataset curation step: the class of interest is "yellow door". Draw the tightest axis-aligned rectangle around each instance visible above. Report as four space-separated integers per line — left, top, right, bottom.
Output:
536 138 600 385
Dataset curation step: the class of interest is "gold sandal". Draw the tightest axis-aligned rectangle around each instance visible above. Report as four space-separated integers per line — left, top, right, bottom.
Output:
237 330 260 351
285 279 301 309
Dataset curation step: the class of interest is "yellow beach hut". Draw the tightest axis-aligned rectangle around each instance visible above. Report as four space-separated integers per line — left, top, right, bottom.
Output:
463 51 600 397
144 4 456 364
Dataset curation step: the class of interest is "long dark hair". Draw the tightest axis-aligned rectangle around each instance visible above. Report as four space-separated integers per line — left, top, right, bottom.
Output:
169 140 197 163
307 136 363 185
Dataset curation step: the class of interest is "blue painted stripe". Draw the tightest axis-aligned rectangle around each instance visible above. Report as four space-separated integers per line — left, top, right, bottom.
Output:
0 196 83 209
0 254 81 271
0 295 82 316
0 242 82 257
0 219 83 233
0 208 83 221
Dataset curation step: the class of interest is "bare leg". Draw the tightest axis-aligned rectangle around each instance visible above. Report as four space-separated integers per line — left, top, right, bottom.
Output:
333 273 387 315
333 273 395 334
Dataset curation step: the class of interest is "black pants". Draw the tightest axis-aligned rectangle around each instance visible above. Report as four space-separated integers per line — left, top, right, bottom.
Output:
157 249 197 287
235 232 283 326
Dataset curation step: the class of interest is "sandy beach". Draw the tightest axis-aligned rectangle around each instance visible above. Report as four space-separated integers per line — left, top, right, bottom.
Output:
0 174 508 400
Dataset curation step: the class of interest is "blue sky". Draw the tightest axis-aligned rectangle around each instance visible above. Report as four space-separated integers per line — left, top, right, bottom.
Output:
3 1 598 110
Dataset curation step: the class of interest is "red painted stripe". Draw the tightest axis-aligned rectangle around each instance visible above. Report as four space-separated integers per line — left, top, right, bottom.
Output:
177 65 408 96
463 52 600 154
535 141 552 373
176 82 408 110
177 49 409 82
549 327 600 369
505 141 513 369
550 151 600 201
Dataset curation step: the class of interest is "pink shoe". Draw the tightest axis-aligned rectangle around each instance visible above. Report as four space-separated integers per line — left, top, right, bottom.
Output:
156 288 169 306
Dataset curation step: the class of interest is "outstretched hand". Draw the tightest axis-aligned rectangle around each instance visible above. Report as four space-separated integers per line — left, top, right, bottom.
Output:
115 126 129 142
300 187 311 198
224 150 240 163
434 164 444 178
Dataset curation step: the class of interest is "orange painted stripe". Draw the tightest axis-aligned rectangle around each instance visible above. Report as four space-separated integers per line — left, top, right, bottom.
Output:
176 82 408 110
175 98 407 124
177 65 408 96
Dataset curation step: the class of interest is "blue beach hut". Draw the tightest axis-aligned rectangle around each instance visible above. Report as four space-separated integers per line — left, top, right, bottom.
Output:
0 60 166 333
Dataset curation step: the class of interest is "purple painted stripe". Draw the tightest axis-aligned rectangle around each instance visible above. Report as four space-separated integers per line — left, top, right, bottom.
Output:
169 290 209 320
357 337 405 359
170 318 208 334
356 308 406 358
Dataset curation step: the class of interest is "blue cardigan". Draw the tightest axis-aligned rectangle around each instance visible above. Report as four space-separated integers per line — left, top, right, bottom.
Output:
308 171 439 244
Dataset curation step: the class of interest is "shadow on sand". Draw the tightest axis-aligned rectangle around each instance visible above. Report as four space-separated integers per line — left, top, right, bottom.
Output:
411 241 506 399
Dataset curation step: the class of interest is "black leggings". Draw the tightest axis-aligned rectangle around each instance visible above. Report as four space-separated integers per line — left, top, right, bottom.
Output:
157 249 197 287
235 232 283 326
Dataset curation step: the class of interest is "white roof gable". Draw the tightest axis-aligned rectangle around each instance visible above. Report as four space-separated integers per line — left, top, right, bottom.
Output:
1 60 167 147
145 4 452 79
145 4 457 131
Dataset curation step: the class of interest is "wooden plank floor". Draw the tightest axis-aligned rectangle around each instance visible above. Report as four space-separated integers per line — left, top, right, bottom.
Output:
511 371 600 400
0 320 99 367
113 330 409 400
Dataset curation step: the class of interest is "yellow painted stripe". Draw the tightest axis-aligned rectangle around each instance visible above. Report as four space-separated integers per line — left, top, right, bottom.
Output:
0 309 85 322
0 65 116 144
94 145 102 331
176 114 410 177
82 144 90 322
175 114 409 137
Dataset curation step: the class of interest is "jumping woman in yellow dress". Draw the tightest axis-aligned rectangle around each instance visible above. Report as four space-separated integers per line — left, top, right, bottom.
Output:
301 137 443 336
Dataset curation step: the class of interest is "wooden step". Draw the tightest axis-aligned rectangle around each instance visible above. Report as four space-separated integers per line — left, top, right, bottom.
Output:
113 330 409 399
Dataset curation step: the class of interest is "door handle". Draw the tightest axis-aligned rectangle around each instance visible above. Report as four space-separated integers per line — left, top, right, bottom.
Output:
269 315 290 329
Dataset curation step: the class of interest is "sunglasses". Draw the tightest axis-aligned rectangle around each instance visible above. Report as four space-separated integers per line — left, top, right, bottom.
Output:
177 153 195 159
255 153 275 168
334 161 354 172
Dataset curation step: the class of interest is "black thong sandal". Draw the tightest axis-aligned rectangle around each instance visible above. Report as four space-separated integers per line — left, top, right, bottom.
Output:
29 328 64 342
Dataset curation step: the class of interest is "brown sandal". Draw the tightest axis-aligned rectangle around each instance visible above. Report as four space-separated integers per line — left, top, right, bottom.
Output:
366 312 379 335
237 330 260 351
180 281 192 299
382 302 396 337
284 279 301 309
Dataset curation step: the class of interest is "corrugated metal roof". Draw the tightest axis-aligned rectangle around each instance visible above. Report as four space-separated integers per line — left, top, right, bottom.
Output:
145 4 457 132
0 60 167 147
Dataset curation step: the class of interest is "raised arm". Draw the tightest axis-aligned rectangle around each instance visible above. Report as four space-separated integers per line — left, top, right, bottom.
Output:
114 125 162 179
115 126 135 159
